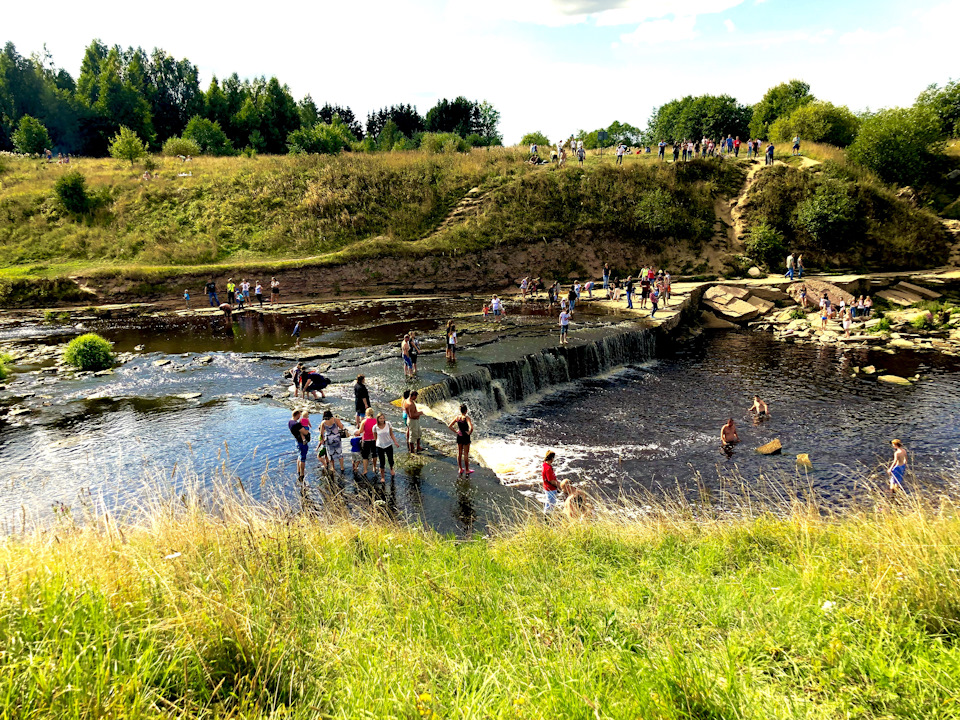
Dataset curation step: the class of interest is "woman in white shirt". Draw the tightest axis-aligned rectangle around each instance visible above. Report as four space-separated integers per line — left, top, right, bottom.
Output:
374 413 400 482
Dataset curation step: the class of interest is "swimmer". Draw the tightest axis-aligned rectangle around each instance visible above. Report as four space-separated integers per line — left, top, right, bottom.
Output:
720 418 740 446
888 439 908 493
749 395 770 419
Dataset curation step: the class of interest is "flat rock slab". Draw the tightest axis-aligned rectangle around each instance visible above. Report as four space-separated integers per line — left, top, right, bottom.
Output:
756 438 782 455
153 359 171 367
877 289 923 306
746 296 776 314
896 281 941 300
197 356 214 364
785 280 853 307
259 348 341 362
175 392 203 400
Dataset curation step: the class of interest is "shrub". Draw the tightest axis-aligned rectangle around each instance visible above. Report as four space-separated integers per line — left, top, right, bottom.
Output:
744 222 787 269
109 126 148 165
521 131 551 147
769 101 860 147
911 312 933 330
162 136 201 157
846 106 944 187
287 120 355 155
0 352 11 380
420 132 469 154
12 115 52 155
795 179 858 250
53 171 91 215
63 333 114 371
183 116 233 156
789 307 807 320
874 317 892 333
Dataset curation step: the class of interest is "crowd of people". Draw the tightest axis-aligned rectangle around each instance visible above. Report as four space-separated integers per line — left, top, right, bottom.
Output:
535 136 783 167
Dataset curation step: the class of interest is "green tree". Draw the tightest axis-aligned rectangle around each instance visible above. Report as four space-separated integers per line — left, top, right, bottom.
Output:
286 117 355 154
366 104 424 139
183 116 231 155
11 114 51 154
646 95 752 142
108 125 147 164
75 39 108 106
376 119 404 151
144 48 203 142
795 179 858 250
476 100 502 145
916 79 960 137
750 80 813 138
162 135 201 156
520 131 550 147
318 103 363 140
298 94 319 127
425 97 478 137
846 106 944 186
769 101 860 147
95 48 154 144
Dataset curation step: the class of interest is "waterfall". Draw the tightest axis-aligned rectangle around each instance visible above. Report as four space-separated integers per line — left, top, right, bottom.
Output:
418 328 655 417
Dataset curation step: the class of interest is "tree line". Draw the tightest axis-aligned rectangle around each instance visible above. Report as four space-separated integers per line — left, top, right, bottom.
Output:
0 41 502 157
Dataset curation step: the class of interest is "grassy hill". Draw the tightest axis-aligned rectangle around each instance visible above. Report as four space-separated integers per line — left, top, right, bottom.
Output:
0 147 952 305
1 495 958 718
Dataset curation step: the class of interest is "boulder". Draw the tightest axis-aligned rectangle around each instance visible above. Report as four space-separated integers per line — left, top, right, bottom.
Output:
745 296 776 315
756 438 782 455
749 286 792 304
747 266 762 278
700 310 738 329
862 365 877 374
703 287 760 321
153 359 171 367
785 280 853 308
878 374 911 385
197 356 214 364
796 453 812 468
705 285 752 301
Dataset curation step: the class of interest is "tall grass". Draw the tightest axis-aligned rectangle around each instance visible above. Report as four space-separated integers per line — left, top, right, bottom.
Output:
1 470 959 719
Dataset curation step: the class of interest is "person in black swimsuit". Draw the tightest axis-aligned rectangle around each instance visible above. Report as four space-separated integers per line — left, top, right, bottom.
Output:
447 404 474 475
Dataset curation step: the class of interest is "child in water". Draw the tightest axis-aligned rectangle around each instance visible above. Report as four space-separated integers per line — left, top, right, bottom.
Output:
183 290 190 309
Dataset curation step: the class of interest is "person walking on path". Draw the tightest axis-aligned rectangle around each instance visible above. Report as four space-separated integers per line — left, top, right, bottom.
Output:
559 307 571 345
766 142 775 165
658 140 666 160
402 390 424 453
792 135 801 156
542 450 560 513
319 410 346 475
374 413 400 482
796 254 804 278
288 409 310 481
448 404 474 475
354 374 370 426
270 277 280 304
650 286 660 318
616 144 625 165
785 252 795 281
205 279 219 306
888 439 908 493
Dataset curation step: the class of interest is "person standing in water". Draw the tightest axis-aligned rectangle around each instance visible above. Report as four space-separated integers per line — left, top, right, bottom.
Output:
749 396 770 419
888 439 908 493
319 410 346 475
542 450 560 513
288 409 310 481
721 418 740 446
401 334 414 378
446 321 457 362
409 331 420 374
374 412 400 482
559 307 571 345
292 320 302 348
354 374 370 426
402 390 424 453
447 404 474 475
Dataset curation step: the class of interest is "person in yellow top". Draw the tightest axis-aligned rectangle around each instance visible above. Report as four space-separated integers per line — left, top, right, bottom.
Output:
226 278 236 305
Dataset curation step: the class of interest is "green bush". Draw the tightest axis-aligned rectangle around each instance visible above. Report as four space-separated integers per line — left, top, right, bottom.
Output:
520 131 551 147
744 222 787 269
183 116 233 156
846 107 944 187
911 312 933 330
874 317 892 333
287 120 355 155
795 179 858 250
53 171 91 215
0 352 11 380
789 307 807 320
63 333 114 371
108 126 148 165
12 115 51 155
769 101 860 147
420 132 469 154
162 136 201 157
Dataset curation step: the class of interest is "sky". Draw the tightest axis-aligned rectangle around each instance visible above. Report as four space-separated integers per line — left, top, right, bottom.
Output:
5 0 960 144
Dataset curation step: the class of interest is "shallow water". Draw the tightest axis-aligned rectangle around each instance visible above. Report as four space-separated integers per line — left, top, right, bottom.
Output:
2 298 959 533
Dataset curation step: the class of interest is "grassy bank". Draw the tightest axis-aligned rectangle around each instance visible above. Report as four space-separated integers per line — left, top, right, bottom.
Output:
2 492 959 718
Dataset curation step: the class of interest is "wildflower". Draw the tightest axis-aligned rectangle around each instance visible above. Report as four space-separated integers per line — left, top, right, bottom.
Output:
821 600 836 612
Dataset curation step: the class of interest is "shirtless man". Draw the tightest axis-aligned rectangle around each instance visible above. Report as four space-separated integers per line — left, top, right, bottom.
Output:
720 418 740 446
401 334 413 378
402 390 424 453
888 439 908 493
749 395 770 419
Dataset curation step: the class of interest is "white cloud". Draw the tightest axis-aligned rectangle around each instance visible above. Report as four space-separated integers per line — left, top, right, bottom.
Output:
445 0 745 27
724 18 736 32
838 27 904 45
620 15 699 44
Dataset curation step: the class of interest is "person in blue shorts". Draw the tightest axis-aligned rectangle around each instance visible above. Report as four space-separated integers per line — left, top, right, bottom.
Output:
888 439 907 493
288 409 310 480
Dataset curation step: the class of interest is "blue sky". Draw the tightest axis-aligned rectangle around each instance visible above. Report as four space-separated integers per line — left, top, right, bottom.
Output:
5 0 959 143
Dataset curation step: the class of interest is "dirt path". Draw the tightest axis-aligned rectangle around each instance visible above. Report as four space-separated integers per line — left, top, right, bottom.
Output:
421 186 488 241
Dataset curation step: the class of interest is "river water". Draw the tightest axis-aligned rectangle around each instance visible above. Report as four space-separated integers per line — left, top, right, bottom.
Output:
1 298 958 534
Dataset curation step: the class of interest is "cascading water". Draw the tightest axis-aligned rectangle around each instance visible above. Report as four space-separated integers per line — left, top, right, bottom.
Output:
417 328 657 484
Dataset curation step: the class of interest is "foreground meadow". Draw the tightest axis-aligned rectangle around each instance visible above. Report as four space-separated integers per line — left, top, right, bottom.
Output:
1 487 959 719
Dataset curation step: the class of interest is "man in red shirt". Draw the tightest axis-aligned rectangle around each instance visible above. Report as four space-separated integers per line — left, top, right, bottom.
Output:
354 408 380 476
543 450 560 513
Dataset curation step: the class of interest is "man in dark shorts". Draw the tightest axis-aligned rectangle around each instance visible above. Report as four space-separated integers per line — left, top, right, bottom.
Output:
402 390 424 453
302 370 330 399
288 409 309 480
354 374 370 426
